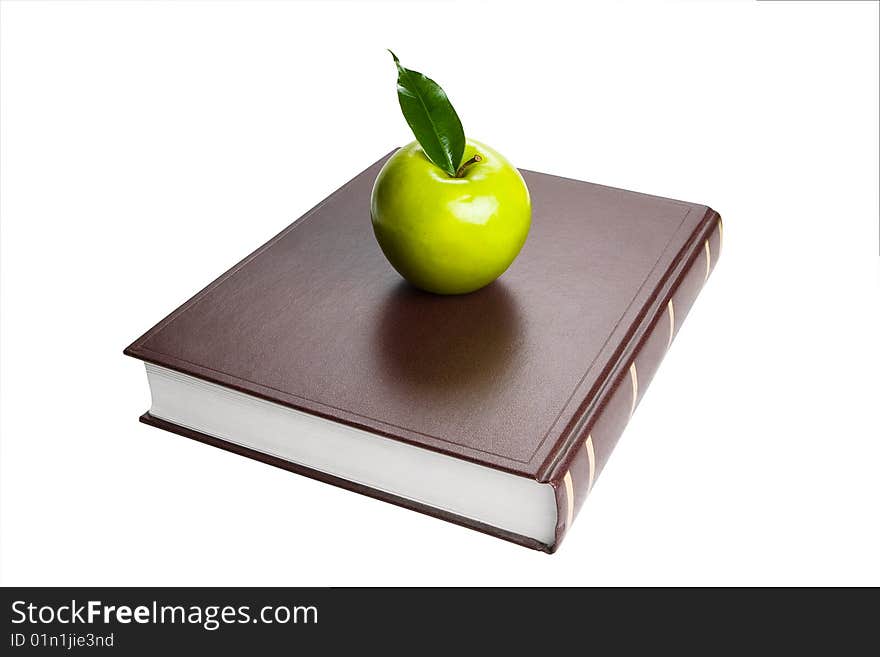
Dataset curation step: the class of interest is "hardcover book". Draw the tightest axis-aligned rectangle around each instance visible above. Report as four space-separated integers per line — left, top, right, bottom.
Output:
124 151 722 552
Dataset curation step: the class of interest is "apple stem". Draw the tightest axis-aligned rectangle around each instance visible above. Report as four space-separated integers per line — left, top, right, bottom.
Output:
454 153 482 178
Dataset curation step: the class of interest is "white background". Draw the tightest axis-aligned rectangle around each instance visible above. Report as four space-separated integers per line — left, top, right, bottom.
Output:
2 0 878 586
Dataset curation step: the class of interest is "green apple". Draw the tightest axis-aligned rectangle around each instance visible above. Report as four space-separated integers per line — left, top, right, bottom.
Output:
370 139 531 295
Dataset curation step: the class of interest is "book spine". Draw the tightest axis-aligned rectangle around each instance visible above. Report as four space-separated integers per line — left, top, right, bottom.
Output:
549 211 723 552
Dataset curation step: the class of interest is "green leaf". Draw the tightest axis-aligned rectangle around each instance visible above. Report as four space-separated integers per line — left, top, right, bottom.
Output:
389 50 465 177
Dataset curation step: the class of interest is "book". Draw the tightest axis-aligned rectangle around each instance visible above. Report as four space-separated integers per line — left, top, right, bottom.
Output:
124 150 722 553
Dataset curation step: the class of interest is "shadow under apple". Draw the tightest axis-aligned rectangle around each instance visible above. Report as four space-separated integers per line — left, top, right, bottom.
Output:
372 280 524 396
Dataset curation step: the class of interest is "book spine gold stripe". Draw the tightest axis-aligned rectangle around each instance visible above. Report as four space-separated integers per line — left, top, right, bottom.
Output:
629 363 638 418
704 239 711 281
585 434 595 494
563 471 574 529
666 300 675 350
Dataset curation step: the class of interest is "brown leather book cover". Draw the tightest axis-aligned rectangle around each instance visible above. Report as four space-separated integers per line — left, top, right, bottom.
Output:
125 150 722 552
